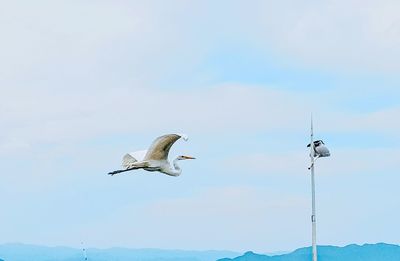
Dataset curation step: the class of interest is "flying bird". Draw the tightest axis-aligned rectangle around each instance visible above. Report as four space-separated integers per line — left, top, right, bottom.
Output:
108 133 195 177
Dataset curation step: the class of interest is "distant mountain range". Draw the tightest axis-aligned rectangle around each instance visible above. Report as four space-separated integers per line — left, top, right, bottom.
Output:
0 243 238 261
1 243 399 261
218 243 400 261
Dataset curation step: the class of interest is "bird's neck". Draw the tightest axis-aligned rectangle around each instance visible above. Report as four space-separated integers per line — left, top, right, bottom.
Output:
169 157 182 176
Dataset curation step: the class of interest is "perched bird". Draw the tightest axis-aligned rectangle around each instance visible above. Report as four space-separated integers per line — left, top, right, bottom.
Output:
307 140 331 158
108 133 195 177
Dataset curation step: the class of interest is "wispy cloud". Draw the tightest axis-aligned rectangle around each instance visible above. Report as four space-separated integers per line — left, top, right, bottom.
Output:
81 186 309 252
239 0 400 72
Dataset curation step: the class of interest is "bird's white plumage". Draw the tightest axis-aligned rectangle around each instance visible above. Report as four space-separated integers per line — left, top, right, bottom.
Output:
109 133 194 176
122 150 147 168
128 150 148 162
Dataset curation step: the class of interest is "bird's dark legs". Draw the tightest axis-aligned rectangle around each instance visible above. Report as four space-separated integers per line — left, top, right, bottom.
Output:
108 168 136 176
108 161 149 176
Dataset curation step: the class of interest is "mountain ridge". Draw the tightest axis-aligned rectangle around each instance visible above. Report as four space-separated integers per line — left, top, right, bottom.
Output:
218 243 400 261
1 242 399 261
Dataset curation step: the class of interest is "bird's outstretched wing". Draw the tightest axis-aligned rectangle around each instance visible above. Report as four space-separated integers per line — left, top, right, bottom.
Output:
144 133 187 161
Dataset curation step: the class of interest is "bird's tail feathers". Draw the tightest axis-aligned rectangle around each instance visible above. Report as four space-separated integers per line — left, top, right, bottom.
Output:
109 160 150 176
122 153 137 169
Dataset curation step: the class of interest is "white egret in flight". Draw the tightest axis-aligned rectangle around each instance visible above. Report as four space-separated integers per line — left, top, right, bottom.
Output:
108 133 195 176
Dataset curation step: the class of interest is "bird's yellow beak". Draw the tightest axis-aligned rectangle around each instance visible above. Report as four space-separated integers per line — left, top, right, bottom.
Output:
182 155 196 160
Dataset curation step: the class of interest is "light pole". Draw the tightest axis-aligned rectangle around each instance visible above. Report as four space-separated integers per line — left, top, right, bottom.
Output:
307 118 330 261
82 242 88 261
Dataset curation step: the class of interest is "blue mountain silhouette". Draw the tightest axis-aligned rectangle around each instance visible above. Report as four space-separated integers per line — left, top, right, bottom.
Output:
1 243 399 261
218 243 400 261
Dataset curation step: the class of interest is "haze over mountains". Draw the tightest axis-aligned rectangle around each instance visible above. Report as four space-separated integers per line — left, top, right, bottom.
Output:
0 243 238 261
0 243 399 261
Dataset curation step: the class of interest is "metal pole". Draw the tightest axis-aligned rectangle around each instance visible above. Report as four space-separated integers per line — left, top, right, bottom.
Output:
82 242 88 261
310 117 317 261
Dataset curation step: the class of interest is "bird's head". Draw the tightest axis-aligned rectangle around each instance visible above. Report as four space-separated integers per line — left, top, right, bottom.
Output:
177 155 196 160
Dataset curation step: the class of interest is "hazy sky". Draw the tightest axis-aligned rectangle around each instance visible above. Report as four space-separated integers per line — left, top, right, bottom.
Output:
0 0 399 253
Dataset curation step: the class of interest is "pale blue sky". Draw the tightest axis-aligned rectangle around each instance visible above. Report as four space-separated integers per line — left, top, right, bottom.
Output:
0 0 399 253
